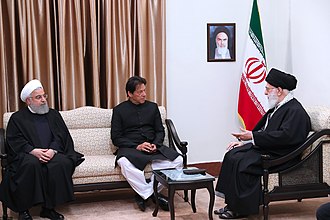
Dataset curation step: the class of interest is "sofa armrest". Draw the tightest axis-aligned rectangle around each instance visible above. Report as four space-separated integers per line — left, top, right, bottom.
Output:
0 128 8 183
0 128 7 160
165 119 188 168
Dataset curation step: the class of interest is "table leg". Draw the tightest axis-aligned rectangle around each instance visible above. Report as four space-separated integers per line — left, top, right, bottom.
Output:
152 177 159 217
206 183 215 220
184 190 188 202
168 187 176 220
191 189 196 213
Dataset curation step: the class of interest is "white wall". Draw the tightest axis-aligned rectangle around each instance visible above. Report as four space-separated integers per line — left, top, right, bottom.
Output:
166 0 330 164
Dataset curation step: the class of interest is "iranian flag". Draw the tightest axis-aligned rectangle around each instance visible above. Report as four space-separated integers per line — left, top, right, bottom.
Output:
238 0 268 130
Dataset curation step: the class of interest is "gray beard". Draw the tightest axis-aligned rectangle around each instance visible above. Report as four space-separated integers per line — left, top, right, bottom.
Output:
29 103 49 114
268 93 279 109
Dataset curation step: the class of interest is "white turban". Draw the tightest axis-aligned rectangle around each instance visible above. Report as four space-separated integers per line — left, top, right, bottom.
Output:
20 79 43 102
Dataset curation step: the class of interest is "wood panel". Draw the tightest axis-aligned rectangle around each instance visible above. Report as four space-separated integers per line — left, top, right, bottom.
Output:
188 161 222 177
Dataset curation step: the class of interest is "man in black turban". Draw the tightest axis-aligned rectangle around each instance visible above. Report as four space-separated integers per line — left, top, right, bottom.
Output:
212 26 233 59
265 68 297 91
214 68 311 219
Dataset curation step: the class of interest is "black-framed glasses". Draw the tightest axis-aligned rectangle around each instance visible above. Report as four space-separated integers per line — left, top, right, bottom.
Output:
30 94 48 100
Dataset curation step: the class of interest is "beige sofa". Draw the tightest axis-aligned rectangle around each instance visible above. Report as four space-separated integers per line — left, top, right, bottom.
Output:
1 106 187 193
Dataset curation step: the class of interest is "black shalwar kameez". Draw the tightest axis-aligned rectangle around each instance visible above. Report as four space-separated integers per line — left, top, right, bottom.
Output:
111 100 180 171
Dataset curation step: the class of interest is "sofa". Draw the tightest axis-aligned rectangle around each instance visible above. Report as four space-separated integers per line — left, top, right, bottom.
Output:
0 106 188 218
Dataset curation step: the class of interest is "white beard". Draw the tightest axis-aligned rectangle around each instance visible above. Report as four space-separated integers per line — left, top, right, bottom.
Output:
267 91 279 109
217 47 228 55
215 47 230 59
29 103 49 114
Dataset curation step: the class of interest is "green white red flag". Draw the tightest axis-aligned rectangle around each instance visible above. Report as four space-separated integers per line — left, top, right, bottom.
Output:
238 0 268 130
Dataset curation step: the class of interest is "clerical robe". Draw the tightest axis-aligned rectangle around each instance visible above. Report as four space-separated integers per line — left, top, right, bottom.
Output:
0 107 84 212
215 98 311 215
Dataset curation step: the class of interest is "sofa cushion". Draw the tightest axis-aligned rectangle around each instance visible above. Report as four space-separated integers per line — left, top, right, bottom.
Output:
72 155 152 185
69 128 112 156
60 106 112 129
301 106 330 158
305 106 330 131
73 155 117 178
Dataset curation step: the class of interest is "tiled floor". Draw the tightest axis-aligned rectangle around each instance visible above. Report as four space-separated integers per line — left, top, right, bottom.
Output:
2 186 328 220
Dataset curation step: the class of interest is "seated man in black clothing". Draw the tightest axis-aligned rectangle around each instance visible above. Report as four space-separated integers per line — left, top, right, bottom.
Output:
214 68 311 219
316 202 330 220
0 79 84 220
111 76 183 212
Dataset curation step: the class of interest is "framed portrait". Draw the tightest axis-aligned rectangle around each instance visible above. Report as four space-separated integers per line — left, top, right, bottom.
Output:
207 23 236 62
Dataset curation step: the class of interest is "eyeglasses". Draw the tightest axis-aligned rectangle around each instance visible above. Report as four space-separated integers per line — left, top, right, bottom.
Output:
29 94 48 100
265 87 276 92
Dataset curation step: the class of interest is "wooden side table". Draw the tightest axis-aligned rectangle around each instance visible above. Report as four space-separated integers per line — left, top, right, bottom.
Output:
152 168 215 220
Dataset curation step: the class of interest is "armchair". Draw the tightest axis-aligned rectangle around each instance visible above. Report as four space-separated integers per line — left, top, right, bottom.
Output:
261 107 330 220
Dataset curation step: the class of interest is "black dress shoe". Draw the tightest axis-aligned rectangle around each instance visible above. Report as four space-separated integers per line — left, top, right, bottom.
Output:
150 194 169 211
18 210 33 220
134 194 146 211
40 207 64 220
157 195 169 211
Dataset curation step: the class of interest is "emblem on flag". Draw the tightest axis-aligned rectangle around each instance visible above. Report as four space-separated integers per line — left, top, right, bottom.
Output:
244 57 267 84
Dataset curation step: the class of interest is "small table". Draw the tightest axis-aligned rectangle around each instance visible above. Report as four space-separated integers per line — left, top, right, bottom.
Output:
152 168 215 220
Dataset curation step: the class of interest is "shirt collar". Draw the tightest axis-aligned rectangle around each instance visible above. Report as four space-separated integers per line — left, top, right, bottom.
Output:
28 105 37 113
275 92 294 111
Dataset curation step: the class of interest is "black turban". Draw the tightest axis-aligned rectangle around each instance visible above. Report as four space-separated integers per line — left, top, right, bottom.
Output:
265 68 297 91
214 26 230 38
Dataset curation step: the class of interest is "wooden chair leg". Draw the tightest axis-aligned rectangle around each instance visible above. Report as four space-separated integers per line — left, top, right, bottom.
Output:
262 169 270 220
263 204 269 220
2 202 9 220
184 189 188 202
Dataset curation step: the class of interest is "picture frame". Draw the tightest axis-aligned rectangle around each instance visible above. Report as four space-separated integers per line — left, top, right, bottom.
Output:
207 23 236 62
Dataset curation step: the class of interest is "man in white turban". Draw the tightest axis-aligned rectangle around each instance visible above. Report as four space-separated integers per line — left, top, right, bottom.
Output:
20 79 43 102
19 79 50 114
0 79 84 220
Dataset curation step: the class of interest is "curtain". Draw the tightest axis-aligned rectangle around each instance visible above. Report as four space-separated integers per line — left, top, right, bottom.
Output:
0 0 166 127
